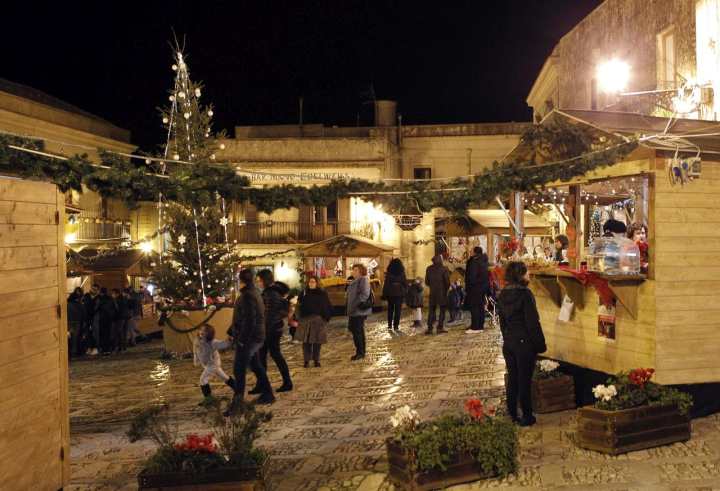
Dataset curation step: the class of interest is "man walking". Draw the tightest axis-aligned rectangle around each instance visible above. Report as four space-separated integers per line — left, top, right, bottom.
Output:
425 255 450 335
225 268 275 416
465 246 490 334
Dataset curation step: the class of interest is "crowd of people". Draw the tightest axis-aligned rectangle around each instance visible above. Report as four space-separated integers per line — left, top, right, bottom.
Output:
66 285 147 358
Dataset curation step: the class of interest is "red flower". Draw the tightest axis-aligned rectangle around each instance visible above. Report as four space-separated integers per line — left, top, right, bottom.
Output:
464 399 485 420
628 368 655 388
174 433 217 453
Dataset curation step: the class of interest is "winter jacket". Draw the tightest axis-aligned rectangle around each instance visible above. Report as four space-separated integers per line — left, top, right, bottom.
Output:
465 253 490 304
448 285 464 310
405 282 424 309
67 295 85 327
82 293 96 323
262 282 290 334
194 337 232 367
298 288 333 322
96 294 117 326
347 276 372 317
425 255 450 306
230 285 266 345
498 284 547 354
382 271 407 299
116 296 131 321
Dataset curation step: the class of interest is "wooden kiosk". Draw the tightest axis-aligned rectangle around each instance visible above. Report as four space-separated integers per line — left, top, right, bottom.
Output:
302 234 394 308
517 109 720 386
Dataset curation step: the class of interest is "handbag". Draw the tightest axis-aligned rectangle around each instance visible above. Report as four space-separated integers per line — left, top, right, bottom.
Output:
358 290 375 310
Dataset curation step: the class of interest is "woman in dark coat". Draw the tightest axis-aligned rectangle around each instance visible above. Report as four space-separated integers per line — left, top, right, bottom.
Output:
381 258 407 334
424 255 450 334
296 275 333 368
465 247 489 333
96 288 117 355
498 261 547 427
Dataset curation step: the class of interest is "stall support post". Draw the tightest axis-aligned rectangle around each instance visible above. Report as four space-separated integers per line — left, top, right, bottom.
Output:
510 192 525 240
566 185 583 269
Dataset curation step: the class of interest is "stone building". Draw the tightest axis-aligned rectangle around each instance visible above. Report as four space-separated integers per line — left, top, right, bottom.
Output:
528 0 720 121
218 102 530 283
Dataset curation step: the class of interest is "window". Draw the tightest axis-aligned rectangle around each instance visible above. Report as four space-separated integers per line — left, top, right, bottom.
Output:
326 201 338 222
414 167 432 180
658 27 676 89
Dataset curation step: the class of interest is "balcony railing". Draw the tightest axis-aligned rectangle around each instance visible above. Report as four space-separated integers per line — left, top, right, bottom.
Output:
227 221 375 244
74 213 132 242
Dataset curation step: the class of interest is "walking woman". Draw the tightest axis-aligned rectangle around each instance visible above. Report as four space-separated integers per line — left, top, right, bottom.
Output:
381 258 407 333
347 263 372 360
498 261 547 427
296 275 332 368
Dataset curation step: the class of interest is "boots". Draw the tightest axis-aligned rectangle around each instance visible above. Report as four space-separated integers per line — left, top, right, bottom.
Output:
199 384 212 405
248 385 262 395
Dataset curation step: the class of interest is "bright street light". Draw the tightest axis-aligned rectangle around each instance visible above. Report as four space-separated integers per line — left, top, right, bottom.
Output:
596 59 631 93
140 241 154 254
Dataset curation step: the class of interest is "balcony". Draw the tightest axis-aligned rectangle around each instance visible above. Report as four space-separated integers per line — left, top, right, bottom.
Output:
227 221 375 244
73 213 132 243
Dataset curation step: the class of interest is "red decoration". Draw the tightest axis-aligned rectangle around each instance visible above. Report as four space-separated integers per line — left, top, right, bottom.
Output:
174 433 217 453
628 368 655 388
560 267 614 307
464 398 495 420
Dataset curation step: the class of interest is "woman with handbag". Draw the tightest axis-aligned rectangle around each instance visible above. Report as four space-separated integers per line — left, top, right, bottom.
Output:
498 261 547 427
347 263 373 361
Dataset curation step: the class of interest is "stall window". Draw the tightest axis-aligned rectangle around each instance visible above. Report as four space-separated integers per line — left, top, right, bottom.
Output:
414 167 432 180
327 201 338 223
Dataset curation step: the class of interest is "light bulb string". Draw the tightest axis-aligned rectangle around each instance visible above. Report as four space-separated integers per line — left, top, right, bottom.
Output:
192 207 207 307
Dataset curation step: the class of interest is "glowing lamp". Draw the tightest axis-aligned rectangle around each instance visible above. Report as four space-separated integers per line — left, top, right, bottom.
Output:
64 232 77 244
140 241 153 254
596 59 630 93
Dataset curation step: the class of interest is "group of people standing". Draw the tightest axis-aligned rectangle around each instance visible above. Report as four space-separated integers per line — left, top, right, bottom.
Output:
376 246 492 336
66 285 144 358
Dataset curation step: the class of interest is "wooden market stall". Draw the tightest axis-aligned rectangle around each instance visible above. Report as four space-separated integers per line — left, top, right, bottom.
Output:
301 234 395 308
0 177 69 489
514 109 720 388
443 209 553 265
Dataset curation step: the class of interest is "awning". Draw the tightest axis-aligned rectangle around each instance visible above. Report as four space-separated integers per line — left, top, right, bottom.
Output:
302 234 395 257
446 210 552 236
67 248 150 276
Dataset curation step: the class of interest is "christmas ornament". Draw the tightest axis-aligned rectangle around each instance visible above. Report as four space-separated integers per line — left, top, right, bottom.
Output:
177 234 187 245
220 217 229 227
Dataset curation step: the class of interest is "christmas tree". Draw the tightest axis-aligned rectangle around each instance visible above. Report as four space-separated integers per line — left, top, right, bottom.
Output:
149 49 239 306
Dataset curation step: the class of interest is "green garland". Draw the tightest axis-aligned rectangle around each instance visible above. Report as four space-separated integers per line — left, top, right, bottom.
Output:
0 120 638 215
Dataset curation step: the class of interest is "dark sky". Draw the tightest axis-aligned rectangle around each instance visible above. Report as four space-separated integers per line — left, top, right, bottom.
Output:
3 0 601 150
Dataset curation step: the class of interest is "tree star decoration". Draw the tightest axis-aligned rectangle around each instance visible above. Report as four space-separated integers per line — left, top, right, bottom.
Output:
177 234 187 245
219 216 229 227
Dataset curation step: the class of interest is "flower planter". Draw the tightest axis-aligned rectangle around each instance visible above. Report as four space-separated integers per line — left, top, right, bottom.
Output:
386 439 497 491
576 404 691 455
138 465 262 491
533 374 576 413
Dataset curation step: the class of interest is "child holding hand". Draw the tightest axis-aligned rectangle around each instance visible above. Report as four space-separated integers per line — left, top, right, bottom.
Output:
194 325 235 403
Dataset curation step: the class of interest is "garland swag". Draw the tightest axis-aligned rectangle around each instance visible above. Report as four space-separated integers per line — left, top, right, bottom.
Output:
0 121 637 215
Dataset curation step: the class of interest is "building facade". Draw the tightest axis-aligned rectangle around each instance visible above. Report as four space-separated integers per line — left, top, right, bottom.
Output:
218 103 530 284
527 0 720 122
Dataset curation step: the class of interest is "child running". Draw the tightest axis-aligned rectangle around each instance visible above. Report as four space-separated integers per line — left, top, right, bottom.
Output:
194 325 235 403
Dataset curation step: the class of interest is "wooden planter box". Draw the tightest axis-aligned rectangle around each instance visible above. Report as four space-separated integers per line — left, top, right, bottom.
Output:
532 374 576 413
138 465 262 491
576 404 691 455
386 439 496 490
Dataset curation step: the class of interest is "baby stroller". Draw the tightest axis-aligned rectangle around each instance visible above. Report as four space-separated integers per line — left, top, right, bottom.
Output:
484 269 501 329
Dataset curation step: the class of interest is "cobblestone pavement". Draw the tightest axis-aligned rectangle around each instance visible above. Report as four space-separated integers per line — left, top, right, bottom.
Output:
68 313 720 491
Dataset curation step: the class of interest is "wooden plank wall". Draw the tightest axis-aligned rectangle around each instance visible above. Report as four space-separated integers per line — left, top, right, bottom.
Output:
0 177 68 490
654 157 720 384
531 157 656 377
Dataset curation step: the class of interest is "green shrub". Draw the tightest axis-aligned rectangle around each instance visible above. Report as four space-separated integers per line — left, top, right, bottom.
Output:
594 369 693 416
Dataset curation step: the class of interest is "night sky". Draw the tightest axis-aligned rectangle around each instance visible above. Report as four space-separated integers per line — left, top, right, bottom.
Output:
3 0 601 150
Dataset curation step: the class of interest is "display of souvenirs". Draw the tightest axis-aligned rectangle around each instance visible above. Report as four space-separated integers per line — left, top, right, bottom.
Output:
587 236 641 275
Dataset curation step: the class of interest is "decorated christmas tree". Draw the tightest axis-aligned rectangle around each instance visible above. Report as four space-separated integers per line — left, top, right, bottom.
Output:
149 49 239 306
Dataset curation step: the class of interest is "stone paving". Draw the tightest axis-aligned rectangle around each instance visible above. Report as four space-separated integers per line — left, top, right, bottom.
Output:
67 313 720 491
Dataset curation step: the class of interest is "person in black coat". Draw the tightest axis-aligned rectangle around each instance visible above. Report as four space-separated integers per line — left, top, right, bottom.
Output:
113 289 131 353
67 290 86 358
96 288 117 355
425 255 450 335
465 247 490 333
498 261 547 427
381 258 407 334
297 275 333 367
226 269 275 415
251 270 293 393
83 285 100 354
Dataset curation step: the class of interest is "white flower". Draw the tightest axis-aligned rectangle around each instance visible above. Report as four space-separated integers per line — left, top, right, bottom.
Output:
538 360 560 373
592 384 618 402
390 405 420 429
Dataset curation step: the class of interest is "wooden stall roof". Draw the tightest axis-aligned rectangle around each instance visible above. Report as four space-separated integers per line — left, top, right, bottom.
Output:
69 248 149 276
446 209 551 236
302 234 395 257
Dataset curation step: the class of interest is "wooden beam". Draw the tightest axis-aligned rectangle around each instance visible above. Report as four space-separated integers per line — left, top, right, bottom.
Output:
532 275 563 308
608 280 640 320
558 276 585 309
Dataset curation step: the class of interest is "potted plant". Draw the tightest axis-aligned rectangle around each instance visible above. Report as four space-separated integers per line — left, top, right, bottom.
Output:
577 368 693 455
127 401 271 490
386 400 518 491
532 359 576 413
